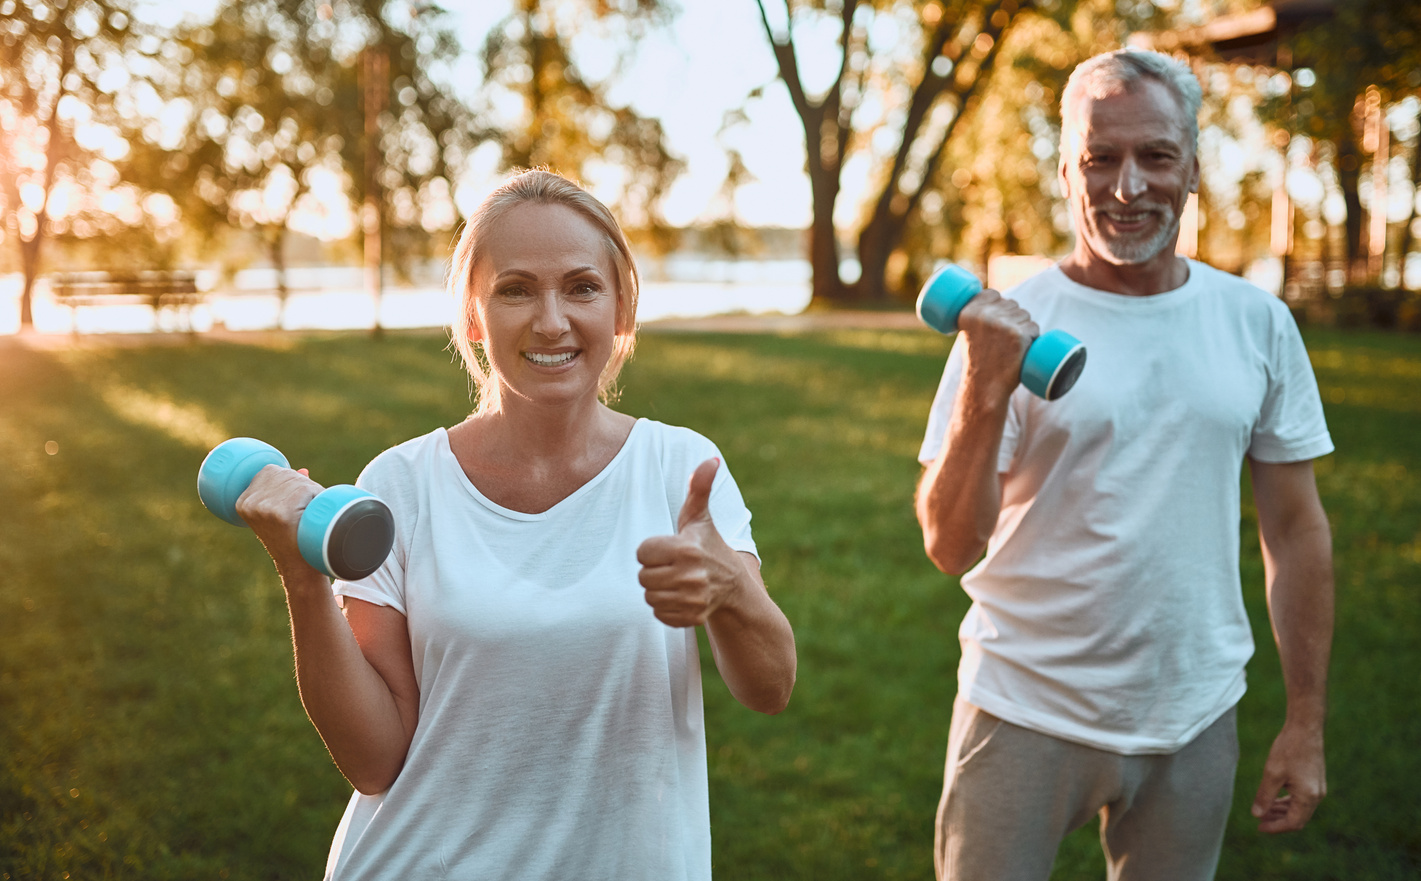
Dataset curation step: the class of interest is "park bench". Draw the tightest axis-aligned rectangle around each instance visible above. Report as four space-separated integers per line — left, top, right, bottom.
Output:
47 270 206 334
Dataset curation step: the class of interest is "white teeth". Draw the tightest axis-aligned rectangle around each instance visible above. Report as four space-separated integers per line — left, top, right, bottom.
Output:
525 351 576 365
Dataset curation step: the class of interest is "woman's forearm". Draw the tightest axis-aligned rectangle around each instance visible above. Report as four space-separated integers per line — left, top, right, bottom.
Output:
281 567 419 795
704 558 796 715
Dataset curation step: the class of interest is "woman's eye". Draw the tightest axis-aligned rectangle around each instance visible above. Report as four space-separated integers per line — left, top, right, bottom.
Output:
571 281 601 297
498 285 529 299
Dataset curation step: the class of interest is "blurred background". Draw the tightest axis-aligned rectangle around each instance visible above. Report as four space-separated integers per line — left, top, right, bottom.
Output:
4 3 1420 879
2 0 1419 337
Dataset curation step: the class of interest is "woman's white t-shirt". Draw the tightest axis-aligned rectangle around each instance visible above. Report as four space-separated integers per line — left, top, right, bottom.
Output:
324 418 756 880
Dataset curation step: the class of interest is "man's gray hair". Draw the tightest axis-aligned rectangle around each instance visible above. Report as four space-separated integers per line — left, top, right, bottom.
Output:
1059 48 1203 152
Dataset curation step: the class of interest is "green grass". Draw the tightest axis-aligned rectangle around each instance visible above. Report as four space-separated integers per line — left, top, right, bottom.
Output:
0 325 1416 879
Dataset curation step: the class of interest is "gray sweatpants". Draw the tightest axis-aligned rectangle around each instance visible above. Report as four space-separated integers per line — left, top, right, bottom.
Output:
934 698 1239 881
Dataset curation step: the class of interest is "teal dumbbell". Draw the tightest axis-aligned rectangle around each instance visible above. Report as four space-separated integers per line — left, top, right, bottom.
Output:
916 265 1087 400
198 438 394 581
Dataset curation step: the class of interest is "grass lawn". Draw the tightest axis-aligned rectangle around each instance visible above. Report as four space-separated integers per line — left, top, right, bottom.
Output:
1 324 1417 879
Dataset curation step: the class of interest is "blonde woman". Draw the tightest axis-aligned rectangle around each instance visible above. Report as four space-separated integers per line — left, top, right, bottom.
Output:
236 169 796 880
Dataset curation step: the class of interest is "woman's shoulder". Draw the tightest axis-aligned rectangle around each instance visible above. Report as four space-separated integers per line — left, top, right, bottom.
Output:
357 427 450 489
627 418 722 460
621 419 732 488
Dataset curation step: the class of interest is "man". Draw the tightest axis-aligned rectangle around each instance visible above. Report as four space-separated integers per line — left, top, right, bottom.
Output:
915 48 1334 880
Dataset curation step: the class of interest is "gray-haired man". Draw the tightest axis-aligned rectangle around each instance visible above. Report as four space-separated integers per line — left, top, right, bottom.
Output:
916 49 1334 879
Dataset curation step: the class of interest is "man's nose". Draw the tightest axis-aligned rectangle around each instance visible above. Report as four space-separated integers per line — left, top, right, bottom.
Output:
1113 157 1147 203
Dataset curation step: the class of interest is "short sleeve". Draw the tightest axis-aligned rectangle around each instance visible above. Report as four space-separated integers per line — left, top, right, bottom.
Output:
708 460 758 560
1248 312 1334 464
331 449 414 614
918 339 1022 473
661 425 758 561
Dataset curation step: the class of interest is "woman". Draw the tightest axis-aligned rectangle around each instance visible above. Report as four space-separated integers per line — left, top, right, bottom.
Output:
236 169 797 880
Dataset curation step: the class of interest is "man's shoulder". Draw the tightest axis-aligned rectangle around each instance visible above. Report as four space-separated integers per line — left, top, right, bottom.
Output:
1186 259 1274 296
1188 260 1294 320
1001 264 1065 298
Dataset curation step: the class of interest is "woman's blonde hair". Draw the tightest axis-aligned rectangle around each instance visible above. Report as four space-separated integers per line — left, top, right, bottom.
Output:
447 168 639 412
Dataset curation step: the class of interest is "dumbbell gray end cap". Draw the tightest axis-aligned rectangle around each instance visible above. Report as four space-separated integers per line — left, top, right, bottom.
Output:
1020 329 1088 400
327 498 396 581
1044 344 1088 401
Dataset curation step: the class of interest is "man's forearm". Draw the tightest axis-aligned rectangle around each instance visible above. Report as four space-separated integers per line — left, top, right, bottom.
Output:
1264 522 1334 727
916 374 1012 575
1253 459 1335 726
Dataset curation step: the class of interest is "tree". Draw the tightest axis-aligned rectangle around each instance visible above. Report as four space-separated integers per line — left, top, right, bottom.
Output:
754 0 1304 305
1281 0 1421 286
753 0 1039 305
477 0 685 246
0 0 137 329
123 0 482 318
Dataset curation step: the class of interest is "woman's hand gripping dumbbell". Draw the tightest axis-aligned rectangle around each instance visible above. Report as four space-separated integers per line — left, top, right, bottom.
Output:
917 265 1087 400
198 438 394 581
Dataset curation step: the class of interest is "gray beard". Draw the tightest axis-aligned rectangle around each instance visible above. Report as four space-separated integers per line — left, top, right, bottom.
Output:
1089 207 1182 265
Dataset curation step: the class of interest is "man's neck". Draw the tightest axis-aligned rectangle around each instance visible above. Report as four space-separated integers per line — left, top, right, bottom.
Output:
1059 249 1191 297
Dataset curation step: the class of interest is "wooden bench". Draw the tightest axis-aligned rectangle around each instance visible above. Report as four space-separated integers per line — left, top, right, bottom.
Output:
48 270 206 333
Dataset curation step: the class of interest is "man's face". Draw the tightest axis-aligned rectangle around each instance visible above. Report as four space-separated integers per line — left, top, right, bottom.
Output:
1059 78 1200 268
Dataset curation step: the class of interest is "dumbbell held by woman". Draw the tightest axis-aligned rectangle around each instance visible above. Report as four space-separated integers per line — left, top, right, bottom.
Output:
916 265 1087 401
197 437 394 581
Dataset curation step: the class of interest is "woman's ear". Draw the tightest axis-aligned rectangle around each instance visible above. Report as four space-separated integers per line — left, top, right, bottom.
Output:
464 300 483 343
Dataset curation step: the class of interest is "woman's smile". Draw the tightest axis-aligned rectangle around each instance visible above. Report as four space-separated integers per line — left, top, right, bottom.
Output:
523 349 580 367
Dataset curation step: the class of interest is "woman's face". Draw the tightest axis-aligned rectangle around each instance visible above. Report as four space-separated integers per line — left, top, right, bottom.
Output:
469 202 620 410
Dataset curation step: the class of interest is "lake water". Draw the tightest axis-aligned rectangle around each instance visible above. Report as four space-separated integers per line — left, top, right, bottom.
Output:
0 259 815 337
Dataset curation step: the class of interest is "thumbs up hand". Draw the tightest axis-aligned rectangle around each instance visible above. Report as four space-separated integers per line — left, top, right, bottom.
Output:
636 458 744 628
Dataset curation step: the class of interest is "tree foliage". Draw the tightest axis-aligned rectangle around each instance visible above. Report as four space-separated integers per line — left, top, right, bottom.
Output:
121 0 483 300
0 0 138 328
751 0 1183 305
1280 0 1421 284
477 0 684 247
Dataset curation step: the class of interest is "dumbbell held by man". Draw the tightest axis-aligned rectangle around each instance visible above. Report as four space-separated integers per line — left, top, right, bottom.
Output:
198 437 394 581
916 264 1087 401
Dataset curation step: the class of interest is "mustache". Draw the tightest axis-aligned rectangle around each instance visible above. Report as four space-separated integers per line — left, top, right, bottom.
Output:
1097 203 1174 217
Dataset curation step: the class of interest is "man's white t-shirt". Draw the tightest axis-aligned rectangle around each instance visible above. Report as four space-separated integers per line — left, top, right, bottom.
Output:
919 261 1333 754
323 419 756 880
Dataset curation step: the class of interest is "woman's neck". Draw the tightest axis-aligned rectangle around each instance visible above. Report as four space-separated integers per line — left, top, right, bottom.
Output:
448 395 636 513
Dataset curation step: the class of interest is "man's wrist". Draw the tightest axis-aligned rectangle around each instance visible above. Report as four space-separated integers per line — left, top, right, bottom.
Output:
1282 698 1328 733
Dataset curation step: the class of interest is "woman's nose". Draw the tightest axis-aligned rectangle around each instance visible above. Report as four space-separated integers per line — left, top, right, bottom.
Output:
531 290 570 337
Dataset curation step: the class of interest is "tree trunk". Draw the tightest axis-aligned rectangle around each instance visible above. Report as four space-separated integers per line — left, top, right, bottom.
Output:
1337 125 1366 283
1398 130 1421 290
807 164 848 303
363 45 387 338
855 213 904 303
266 226 290 328
18 228 44 331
